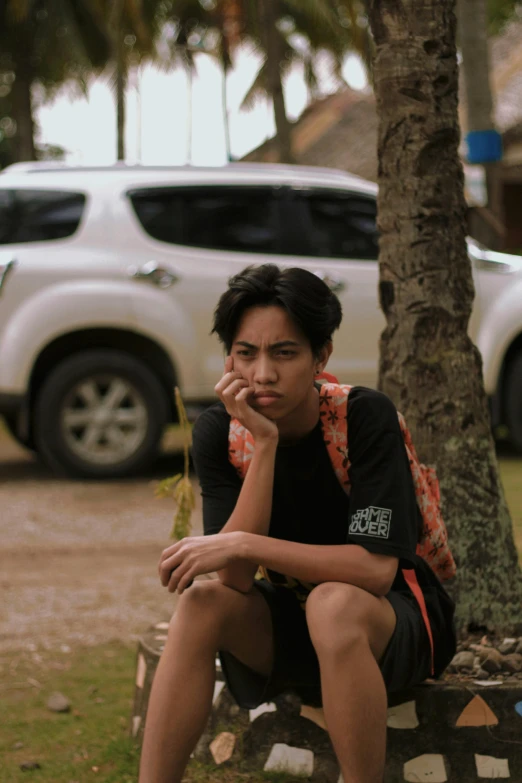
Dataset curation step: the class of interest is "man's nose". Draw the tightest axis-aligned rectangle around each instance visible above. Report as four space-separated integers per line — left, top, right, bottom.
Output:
252 356 277 383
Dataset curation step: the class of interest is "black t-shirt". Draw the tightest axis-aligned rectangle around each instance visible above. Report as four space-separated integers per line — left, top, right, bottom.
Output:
191 386 455 667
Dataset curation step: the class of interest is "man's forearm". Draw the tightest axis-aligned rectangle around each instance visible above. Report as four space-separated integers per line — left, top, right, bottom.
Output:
240 534 398 597
217 437 278 591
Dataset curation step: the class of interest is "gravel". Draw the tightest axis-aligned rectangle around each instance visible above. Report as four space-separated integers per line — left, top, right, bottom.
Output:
0 431 202 653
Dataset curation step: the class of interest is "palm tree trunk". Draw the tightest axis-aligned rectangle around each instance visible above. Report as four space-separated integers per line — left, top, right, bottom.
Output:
135 65 142 163
457 0 494 132
116 35 126 161
11 63 36 162
258 0 295 164
186 63 193 164
110 0 126 161
222 58 232 162
368 0 522 633
457 0 500 233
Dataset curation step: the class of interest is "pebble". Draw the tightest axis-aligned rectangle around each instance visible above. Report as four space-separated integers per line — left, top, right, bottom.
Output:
498 638 518 655
13 741 24 750
502 654 522 674
482 652 503 674
47 692 71 713
20 762 41 771
450 651 475 671
440 635 522 682
469 644 490 661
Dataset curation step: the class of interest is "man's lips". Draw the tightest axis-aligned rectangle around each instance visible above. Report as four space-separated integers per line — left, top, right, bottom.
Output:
253 392 282 399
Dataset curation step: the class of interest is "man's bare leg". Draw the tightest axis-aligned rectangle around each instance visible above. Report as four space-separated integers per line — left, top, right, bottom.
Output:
138 579 273 783
306 583 397 783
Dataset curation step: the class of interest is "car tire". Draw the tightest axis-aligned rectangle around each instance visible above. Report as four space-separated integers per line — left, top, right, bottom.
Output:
1 414 36 451
505 353 522 453
34 349 169 478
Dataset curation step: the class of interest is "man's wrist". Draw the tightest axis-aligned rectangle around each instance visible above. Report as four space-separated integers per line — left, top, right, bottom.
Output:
236 531 257 562
254 434 279 451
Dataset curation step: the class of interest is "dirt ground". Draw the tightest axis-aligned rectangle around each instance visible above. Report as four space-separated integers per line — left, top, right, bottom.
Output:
0 427 203 654
2 424 521 657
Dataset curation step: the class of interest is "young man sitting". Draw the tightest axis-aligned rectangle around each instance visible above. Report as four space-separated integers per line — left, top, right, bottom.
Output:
139 264 456 783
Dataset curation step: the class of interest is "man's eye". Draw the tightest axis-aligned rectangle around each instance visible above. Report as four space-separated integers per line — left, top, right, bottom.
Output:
236 350 253 357
277 350 296 357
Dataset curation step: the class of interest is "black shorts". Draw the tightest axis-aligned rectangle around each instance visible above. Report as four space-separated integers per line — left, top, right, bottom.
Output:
219 579 434 710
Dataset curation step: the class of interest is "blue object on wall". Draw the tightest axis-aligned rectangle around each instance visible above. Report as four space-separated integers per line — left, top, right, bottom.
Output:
465 130 503 164
515 701 522 718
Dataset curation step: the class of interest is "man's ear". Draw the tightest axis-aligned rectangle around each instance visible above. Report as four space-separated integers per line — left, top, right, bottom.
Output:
316 341 333 375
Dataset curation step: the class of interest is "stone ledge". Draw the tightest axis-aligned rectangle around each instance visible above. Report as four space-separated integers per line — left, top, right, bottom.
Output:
131 624 522 782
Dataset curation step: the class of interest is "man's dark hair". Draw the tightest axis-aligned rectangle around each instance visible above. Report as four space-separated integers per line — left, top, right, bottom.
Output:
212 264 343 357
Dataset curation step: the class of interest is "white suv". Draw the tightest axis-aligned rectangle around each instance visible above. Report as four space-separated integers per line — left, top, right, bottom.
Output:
1 162 521 477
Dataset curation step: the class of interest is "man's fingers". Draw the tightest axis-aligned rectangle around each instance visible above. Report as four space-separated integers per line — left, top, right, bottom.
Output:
159 541 179 562
158 543 179 579
160 552 182 586
177 571 195 594
168 560 190 593
214 371 244 396
222 378 249 400
158 553 172 582
160 563 173 587
235 385 253 401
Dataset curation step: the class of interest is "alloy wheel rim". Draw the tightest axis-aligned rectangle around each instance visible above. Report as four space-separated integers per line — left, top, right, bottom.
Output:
61 375 148 466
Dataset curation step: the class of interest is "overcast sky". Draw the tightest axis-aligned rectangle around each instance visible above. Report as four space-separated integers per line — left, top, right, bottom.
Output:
36 47 367 166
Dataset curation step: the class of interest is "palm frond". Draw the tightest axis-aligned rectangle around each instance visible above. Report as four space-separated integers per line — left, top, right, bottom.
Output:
304 53 320 98
125 0 154 49
6 0 32 23
240 35 294 111
282 0 344 38
67 0 113 66
103 57 129 97
240 57 267 110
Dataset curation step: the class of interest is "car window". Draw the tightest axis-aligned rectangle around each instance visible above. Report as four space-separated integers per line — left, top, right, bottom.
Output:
291 190 379 260
0 189 14 244
128 186 280 254
0 189 86 245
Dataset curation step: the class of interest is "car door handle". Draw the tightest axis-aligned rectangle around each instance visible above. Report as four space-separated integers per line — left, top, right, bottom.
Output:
128 261 180 290
313 271 347 295
0 257 18 296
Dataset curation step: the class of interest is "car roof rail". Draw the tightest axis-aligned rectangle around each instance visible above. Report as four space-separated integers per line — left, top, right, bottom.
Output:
0 161 356 178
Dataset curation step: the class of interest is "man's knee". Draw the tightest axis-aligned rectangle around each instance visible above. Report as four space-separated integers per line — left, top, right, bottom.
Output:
305 582 376 657
167 579 272 672
169 580 242 636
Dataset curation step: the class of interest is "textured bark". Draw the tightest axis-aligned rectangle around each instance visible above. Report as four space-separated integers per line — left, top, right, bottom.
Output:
11 65 36 162
457 0 498 216
368 0 522 633
116 39 126 161
457 0 494 132
110 0 126 162
258 0 295 164
222 60 232 162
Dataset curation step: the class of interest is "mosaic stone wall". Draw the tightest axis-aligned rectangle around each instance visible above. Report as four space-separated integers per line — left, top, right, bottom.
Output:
132 624 522 782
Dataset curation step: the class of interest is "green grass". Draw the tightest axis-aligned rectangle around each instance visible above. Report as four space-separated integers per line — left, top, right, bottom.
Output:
0 642 138 783
0 642 297 783
0 418 520 782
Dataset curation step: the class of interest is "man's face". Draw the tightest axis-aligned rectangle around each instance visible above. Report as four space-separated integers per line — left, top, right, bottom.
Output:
231 305 317 420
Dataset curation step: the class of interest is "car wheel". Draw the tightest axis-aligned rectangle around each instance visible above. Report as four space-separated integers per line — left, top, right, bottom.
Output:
34 349 169 478
505 353 522 453
1 414 36 451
